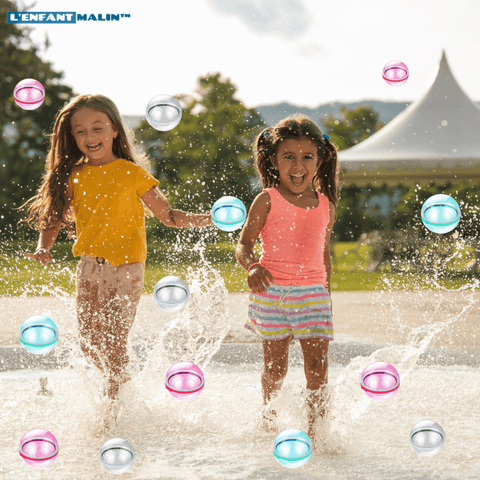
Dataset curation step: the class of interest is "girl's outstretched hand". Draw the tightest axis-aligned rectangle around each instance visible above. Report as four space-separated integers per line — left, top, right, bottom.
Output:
24 248 53 266
248 264 273 294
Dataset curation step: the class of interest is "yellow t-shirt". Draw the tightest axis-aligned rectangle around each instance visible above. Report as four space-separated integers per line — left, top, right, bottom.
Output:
69 158 159 266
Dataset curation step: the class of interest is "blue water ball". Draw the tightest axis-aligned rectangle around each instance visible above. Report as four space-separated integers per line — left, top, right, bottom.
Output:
19 315 59 355
273 428 313 469
409 420 446 456
145 94 182 131
153 276 190 312
99 438 135 475
421 194 461 234
211 196 247 232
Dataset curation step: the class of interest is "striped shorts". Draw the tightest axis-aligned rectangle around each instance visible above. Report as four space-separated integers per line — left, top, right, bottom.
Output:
246 283 334 342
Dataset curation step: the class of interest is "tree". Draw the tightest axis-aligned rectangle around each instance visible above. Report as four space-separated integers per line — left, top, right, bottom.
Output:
0 0 76 240
320 104 408 240
394 181 480 238
333 184 386 241
322 105 384 151
135 73 265 239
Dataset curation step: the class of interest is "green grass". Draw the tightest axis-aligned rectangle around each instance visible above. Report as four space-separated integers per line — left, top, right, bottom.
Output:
0 239 478 296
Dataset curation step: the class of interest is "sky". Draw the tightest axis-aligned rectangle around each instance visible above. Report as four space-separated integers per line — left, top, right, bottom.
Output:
19 0 480 115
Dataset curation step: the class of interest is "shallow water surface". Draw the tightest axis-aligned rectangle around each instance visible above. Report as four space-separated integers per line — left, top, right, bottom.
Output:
1 361 479 479
1 262 479 479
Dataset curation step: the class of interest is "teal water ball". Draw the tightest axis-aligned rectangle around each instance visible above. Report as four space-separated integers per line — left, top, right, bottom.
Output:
421 194 461 234
273 428 313 468
211 196 247 232
19 315 59 354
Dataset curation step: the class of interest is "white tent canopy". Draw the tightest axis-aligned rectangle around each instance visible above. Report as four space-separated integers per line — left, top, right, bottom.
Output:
339 51 480 186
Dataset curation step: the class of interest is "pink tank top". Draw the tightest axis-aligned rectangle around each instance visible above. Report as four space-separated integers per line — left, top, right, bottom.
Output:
259 188 330 286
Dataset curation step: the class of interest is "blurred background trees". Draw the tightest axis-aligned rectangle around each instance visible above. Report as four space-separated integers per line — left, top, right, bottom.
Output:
0 0 76 240
322 105 384 151
134 73 265 242
322 106 480 241
2 0 478 247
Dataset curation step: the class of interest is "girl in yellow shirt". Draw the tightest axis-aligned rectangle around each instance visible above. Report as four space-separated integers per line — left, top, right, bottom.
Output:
20 94 212 417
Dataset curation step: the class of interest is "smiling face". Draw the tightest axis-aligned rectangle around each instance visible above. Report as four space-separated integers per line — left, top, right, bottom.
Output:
70 107 118 165
272 137 320 196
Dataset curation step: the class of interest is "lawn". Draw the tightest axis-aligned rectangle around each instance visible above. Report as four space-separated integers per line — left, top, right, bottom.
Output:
0 239 477 296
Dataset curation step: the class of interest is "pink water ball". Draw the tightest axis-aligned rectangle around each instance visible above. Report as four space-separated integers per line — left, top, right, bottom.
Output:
165 361 205 401
14 78 45 110
382 60 409 86
19 428 59 468
361 361 400 401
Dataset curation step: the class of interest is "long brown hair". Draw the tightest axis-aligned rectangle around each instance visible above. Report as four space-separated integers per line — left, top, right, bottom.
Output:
16 94 151 239
254 114 338 209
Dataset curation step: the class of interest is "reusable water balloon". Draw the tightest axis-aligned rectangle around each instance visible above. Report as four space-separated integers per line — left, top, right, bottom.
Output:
273 429 313 469
145 94 182 131
382 60 409 86
99 438 135 475
165 361 205 400
19 429 59 468
361 361 400 401
14 78 45 110
19 314 59 355
409 420 446 456
153 276 190 312
211 196 247 232
421 194 461 234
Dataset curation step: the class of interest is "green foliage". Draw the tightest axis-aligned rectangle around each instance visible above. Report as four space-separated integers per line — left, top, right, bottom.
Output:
135 72 265 242
334 184 386 241
322 105 384 151
0 0 76 241
393 181 480 238
2 239 476 295
319 104 401 240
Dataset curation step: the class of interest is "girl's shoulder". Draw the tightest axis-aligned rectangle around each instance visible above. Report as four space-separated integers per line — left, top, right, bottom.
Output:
318 190 336 209
119 159 152 175
259 189 272 200
71 161 85 172
67 164 84 203
68 163 85 184
249 190 272 219
262 187 281 203
254 189 272 207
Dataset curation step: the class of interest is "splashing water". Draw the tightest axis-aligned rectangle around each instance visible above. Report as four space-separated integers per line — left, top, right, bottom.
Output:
1 235 480 478
132 243 230 409
319 239 480 472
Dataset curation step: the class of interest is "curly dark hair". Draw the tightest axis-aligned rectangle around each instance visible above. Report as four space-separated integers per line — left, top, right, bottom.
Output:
254 114 338 209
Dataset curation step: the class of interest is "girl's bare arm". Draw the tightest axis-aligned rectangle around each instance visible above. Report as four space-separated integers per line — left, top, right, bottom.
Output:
236 191 273 293
24 223 63 265
323 201 337 309
141 186 213 228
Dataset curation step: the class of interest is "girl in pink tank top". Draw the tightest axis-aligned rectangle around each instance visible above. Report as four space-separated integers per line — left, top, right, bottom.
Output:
236 115 339 447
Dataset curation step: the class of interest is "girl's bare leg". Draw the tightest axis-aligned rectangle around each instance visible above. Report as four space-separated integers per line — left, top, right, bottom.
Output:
101 282 142 399
261 334 291 427
299 337 329 443
77 281 107 374
78 290 137 399
76 260 143 400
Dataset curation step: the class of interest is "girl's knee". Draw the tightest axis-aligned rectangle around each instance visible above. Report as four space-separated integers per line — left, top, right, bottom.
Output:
308 355 328 371
263 365 288 383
